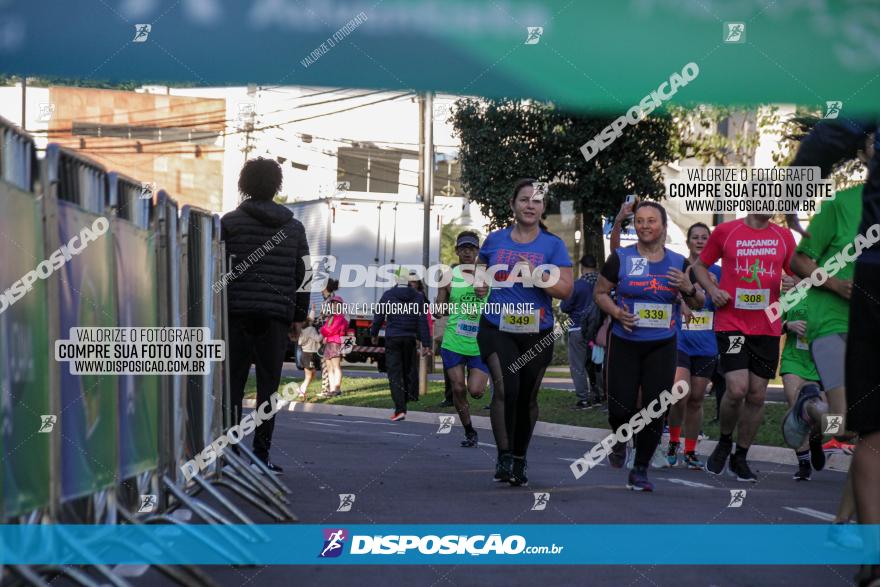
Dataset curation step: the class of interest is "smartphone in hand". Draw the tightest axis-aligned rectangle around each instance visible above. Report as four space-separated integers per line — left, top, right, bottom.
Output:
622 194 637 228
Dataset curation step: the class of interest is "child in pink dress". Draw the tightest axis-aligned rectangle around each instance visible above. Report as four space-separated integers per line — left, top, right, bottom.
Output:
319 296 347 397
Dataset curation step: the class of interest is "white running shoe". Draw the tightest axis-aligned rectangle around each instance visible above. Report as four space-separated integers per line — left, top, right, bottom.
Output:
650 444 669 469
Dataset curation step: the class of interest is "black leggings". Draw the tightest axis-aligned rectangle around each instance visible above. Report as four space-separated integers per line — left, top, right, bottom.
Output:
606 333 677 469
477 316 555 457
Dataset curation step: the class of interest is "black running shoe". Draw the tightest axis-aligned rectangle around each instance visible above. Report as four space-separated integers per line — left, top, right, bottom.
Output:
705 439 732 475
626 466 654 492
508 457 528 487
810 435 826 471
494 454 512 482
728 453 758 483
608 441 627 469
461 429 478 448
436 399 454 407
793 460 811 481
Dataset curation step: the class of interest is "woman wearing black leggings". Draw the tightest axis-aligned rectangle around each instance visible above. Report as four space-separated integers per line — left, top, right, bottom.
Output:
593 201 704 491
474 178 573 486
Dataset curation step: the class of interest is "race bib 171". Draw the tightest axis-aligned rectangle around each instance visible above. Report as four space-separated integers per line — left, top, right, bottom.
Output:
683 310 714 331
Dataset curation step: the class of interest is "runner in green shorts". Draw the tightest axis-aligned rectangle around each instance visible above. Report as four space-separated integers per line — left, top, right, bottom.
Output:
779 276 822 481
436 232 490 448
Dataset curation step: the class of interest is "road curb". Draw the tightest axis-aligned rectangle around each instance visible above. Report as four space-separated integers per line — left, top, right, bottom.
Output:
243 399 851 472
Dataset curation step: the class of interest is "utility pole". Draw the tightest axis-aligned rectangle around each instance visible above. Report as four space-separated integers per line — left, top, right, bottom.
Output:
243 84 257 161
420 91 434 268
418 91 435 397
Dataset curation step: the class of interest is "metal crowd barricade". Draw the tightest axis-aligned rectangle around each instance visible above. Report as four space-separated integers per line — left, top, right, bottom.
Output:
1 126 299 586
3 141 211 585
24 143 123 586
43 144 107 213
179 206 221 470
0 141 85 586
154 191 185 494
107 171 151 229
173 206 294 527
0 119 53 525
0 115 36 191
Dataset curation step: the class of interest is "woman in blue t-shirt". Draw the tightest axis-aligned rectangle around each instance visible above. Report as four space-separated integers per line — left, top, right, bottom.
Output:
667 222 722 470
474 178 573 486
593 202 705 491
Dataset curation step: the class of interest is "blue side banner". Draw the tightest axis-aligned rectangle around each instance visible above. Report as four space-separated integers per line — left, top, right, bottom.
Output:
0 525 878 565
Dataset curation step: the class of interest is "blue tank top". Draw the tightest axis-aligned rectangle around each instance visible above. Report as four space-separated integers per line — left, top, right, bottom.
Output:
479 226 573 332
677 262 722 357
612 245 685 342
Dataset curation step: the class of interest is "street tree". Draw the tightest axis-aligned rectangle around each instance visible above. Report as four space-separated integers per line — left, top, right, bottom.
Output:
450 97 675 258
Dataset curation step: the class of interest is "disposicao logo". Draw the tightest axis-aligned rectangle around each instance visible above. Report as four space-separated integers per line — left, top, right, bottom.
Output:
319 528 348 558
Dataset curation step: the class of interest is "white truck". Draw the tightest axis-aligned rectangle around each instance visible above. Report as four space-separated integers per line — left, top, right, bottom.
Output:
286 193 442 371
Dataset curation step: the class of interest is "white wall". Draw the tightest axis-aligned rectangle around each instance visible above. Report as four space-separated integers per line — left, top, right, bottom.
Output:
151 85 465 212
159 85 257 213
0 84 51 150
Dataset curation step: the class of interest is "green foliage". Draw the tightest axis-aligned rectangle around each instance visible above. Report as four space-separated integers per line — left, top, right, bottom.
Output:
667 104 781 166
2 75 200 91
551 337 568 366
770 107 869 190
440 223 458 266
665 103 868 189
450 98 675 233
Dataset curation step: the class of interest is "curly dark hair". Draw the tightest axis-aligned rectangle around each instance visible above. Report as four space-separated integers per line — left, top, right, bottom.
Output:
238 157 283 201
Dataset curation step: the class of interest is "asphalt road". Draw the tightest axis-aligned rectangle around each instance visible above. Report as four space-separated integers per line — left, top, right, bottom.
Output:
133 408 857 587
278 362 790 403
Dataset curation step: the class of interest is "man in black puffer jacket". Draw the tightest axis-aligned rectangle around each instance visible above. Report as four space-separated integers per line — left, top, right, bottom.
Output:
221 157 310 473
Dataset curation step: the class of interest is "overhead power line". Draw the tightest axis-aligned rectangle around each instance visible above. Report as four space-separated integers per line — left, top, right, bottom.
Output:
66 92 414 151
27 89 395 137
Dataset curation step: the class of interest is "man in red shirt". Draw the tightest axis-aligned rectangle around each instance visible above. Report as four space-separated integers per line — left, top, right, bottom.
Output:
693 214 797 482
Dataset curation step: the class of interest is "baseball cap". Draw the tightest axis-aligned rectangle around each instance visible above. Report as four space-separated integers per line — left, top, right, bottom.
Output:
394 267 413 285
455 233 480 248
